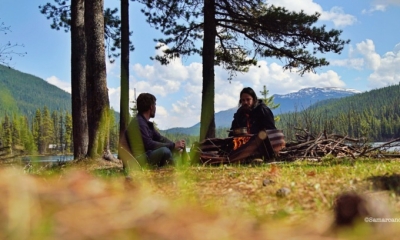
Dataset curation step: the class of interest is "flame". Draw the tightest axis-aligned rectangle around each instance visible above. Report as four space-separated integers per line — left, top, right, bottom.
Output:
232 136 251 151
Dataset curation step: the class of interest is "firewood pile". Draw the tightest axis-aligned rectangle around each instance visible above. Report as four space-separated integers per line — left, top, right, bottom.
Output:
192 128 400 165
279 129 400 161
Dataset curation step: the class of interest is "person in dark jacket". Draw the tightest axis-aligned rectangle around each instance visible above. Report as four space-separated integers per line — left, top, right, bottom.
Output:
229 87 277 137
125 93 185 168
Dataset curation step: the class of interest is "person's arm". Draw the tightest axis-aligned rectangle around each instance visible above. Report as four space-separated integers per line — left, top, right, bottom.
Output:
153 131 186 150
140 121 174 151
152 130 175 150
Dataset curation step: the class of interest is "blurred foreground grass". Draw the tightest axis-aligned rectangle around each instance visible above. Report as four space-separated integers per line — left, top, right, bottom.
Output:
1 157 400 239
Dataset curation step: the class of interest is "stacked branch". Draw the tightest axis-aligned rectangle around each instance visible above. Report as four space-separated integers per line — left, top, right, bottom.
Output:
279 129 400 161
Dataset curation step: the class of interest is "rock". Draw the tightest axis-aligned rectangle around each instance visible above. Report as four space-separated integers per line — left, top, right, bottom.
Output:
103 150 120 163
276 187 291 197
252 158 264 165
262 179 275 186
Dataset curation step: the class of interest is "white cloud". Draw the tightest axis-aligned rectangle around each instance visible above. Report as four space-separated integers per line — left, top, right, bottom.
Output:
368 43 400 88
132 56 188 96
334 40 382 71
362 5 387 14
363 0 400 14
267 0 357 27
327 40 400 89
267 0 323 14
347 39 381 71
46 76 71 93
320 7 357 27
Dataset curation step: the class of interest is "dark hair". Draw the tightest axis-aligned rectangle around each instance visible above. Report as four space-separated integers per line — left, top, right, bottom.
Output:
238 87 258 107
136 93 156 114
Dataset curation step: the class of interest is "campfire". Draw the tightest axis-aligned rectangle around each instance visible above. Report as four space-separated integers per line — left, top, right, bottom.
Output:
232 136 251 151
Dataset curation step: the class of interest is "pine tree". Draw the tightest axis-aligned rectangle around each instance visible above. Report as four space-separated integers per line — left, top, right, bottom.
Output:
19 116 35 153
1 114 12 154
139 0 350 141
58 112 65 152
32 108 42 153
259 85 280 122
42 106 54 154
52 110 60 148
11 113 21 149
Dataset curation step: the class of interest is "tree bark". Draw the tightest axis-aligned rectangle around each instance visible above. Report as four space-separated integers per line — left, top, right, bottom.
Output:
118 0 130 158
71 0 88 159
200 0 216 142
85 0 110 158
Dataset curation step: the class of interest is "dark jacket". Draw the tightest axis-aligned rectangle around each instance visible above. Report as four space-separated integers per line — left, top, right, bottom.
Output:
126 113 174 157
229 100 276 137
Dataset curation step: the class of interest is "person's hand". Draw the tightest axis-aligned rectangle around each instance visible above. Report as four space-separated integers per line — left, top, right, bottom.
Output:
174 139 186 150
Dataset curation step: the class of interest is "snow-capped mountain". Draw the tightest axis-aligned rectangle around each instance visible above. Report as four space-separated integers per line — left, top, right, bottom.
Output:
275 87 361 99
272 87 361 115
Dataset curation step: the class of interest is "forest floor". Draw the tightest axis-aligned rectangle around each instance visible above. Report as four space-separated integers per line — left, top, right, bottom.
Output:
1 157 400 239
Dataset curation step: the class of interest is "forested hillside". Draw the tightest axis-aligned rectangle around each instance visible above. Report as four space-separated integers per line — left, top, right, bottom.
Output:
0 64 71 118
277 83 400 142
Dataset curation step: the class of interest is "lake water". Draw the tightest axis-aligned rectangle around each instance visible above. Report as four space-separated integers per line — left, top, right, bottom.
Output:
22 148 192 163
371 142 400 152
21 155 75 163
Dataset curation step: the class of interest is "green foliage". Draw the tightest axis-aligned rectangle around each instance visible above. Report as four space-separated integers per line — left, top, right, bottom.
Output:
139 0 349 75
260 85 280 122
64 112 73 152
0 84 19 115
1 115 12 149
38 0 135 63
108 108 119 153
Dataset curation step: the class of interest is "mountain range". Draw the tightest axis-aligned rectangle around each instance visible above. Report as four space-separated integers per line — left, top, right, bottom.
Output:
162 87 361 135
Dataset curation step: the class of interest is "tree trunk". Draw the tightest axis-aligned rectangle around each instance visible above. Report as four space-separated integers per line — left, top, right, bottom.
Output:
118 0 130 159
85 0 110 158
71 0 88 159
200 0 216 142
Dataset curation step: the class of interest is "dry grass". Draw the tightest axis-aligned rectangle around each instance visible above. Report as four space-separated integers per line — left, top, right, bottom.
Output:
1 157 400 239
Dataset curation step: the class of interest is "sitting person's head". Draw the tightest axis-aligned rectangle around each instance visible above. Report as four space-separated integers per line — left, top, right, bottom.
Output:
238 87 258 109
137 93 157 118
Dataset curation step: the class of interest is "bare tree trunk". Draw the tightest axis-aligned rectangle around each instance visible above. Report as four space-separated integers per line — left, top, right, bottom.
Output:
118 0 130 159
200 0 216 142
85 0 110 158
71 0 88 159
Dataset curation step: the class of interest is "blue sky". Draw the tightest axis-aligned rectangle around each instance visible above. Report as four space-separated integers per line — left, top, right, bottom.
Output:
1 0 400 130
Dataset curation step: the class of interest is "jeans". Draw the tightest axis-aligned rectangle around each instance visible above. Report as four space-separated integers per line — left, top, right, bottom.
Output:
147 147 173 167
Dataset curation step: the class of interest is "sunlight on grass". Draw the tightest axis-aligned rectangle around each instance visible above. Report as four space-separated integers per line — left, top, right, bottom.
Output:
1 158 400 239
